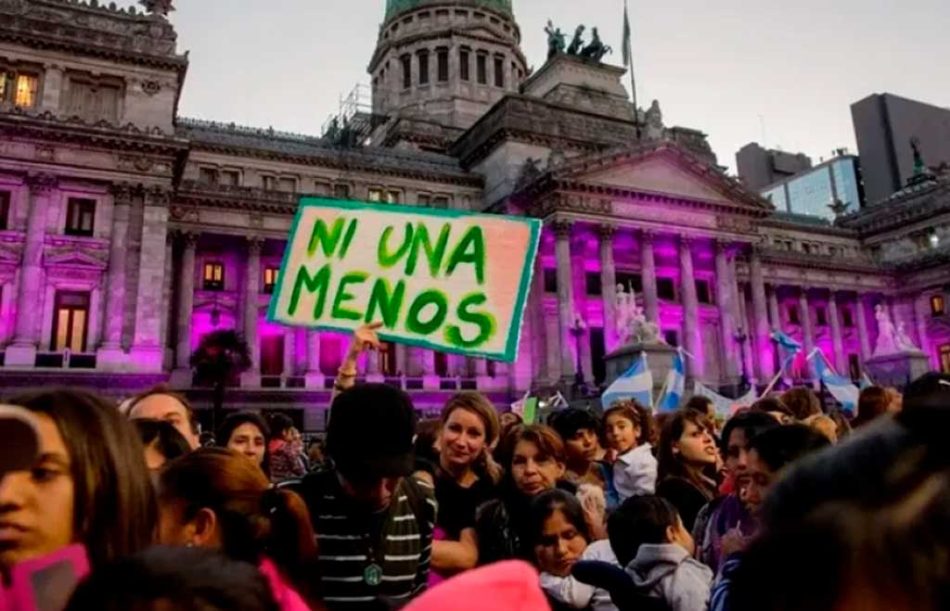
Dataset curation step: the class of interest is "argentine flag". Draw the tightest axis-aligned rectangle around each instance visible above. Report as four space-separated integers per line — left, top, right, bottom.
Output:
601 353 654 409
811 351 859 415
656 350 686 412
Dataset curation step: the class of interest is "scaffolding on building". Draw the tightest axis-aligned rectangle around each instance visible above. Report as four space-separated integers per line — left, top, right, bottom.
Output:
321 84 388 148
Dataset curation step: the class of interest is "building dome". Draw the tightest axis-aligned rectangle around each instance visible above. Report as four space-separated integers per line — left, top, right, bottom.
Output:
384 0 512 21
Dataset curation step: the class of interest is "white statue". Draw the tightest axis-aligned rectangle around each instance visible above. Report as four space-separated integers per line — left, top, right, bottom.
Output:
872 304 900 356
896 322 920 352
615 284 662 345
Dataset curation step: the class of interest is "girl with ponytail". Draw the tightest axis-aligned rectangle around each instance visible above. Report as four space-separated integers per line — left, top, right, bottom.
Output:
156 448 318 610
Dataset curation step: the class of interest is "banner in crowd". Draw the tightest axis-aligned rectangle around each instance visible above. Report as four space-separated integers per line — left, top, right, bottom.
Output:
693 381 757 417
810 350 860 415
656 349 686 412
602 353 654 409
269 198 541 362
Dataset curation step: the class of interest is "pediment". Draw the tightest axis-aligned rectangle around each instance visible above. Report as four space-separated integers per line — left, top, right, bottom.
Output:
43 249 107 270
556 143 771 212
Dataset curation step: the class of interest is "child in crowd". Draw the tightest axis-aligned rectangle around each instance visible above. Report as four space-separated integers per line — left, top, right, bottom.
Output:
549 408 619 510
603 401 657 501
608 496 712 611
531 489 618 611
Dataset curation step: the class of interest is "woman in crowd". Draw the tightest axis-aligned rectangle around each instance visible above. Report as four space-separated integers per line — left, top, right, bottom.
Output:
532 489 617 611
476 424 570 565
656 409 720 532
134 418 192 475
749 397 795 425
603 401 657 501
217 411 271 475
852 385 896 428
692 410 777 571
780 387 822 421
0 389 155 581
429 392 501 580
267 414 307 482
156 447 316 609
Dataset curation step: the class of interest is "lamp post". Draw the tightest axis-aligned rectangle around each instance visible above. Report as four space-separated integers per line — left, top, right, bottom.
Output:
734 326 749 392
570 314 587 395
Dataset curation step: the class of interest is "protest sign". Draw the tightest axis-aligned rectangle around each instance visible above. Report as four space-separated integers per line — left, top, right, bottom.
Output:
268 197 541 362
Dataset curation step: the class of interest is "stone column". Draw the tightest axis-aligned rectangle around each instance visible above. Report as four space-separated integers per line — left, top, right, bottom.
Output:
598 225 618 349
855 295 871 362
161 237 174 369
422 349 439 389
99 185 131 357
640 230 659 323
241 238 262 387
715 241 738 381
914 293 933 367
767 285 781 331
130 188 170 371
554 220 576 382
799 289 815 380
749 250 773 380
7 175 56 366
305 331 324 388
475 357 492 389
679 236 701 380
173 233 197 378
366 341 383 381
283 327 297 382
828 291 846 374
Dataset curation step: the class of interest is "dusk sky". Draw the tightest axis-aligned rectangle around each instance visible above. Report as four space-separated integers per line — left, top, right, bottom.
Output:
142 0 949 172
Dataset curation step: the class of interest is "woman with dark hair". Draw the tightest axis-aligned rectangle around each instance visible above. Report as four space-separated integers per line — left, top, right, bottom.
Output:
476 424 570 565
133 418 192 474
548 409 614 502
217 411 271 474
156 448 316 609
779 387 822 421
852 385 892 428
430 392 501 580
67 547 285 611
740 425 830 515
267 413 306 482
656 410 720 532
0 388 156 581
531 489 618 611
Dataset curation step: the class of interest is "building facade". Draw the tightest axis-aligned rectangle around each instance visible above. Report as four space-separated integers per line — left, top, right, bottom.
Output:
852 93 950 204
736 142 813 192
760 153 864 220
1 0 948 427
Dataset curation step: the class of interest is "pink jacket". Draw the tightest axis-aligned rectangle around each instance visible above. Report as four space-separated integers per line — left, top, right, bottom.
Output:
406 560 550 611
259 558 311 611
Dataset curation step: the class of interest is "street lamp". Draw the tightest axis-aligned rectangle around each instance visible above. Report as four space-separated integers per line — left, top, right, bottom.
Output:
571 314 587 394
734 326 749 392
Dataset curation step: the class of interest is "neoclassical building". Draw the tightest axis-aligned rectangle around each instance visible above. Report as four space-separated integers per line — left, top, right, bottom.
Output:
0 0 947 426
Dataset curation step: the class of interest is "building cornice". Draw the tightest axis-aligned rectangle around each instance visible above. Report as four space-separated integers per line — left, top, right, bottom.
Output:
838 176 950 235
757 247 882 274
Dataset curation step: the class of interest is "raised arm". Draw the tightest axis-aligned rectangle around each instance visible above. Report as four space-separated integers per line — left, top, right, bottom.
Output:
330 322 383 402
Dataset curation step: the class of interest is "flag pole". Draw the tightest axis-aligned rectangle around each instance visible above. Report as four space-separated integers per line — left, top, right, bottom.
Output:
623 0 641 139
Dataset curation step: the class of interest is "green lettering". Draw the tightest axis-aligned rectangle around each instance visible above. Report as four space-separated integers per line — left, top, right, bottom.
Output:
406 289 449 335
445 292 496 349
365 277 406 329
340 218 359 258
446 226 486 284
307 217 349 258
406 223 451 278
378 224 414 268
331 271 369 321
287 264 332 320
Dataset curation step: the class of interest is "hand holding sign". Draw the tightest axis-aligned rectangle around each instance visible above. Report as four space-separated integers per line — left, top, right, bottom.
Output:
269 198 541 362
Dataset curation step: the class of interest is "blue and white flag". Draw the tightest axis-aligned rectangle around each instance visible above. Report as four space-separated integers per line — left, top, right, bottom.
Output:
811 351 859 415
693 382 737 418
858 372 874 390
602 353 654 409
656 350 686 412
771 329 803 375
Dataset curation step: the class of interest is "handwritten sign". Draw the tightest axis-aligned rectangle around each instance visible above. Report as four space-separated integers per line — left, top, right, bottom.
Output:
268 198 541 362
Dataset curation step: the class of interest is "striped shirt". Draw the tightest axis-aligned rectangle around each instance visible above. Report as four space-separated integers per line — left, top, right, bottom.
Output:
291 471 437 611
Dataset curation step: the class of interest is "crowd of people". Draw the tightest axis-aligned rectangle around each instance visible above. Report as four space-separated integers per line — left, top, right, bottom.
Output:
0 322 947 611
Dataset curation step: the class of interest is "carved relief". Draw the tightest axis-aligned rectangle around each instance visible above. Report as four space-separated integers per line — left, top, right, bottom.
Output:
141 80 161 96
169 206 199 223
35 145 54 161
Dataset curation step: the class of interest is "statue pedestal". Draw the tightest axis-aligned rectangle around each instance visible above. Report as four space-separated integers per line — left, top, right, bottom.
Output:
865 351 932 388
604 342 677 403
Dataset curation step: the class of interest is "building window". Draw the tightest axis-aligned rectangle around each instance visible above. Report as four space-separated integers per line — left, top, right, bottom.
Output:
278 177 297 192
198 167 219 185
493 56 504 87
476 53 487 84
401 54 412 89
657 278 676 301
585 272 602 296
1 71 39 108
220 170 240 187
543 268 557 293
431 195 450 208
932 294 946 317
802 243 811 254
616 272 642 293
788 305 800 325
333 183 350 199
417 193 431 205
65 198 95 237
664 330 680 347
940 344 950 374
0 190 10 230
417 50 430 85
437 48 449 82
261 176 276 191
263 266 279 294
695 280 712 305
52 291 90 353
64 74 122 123
203 262 225 291
368 188 383 202
815 307 827 326
841 307 854 328
459 48 470 81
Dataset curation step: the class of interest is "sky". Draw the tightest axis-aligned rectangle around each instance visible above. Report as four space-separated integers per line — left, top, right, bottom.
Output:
135 0 950 172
